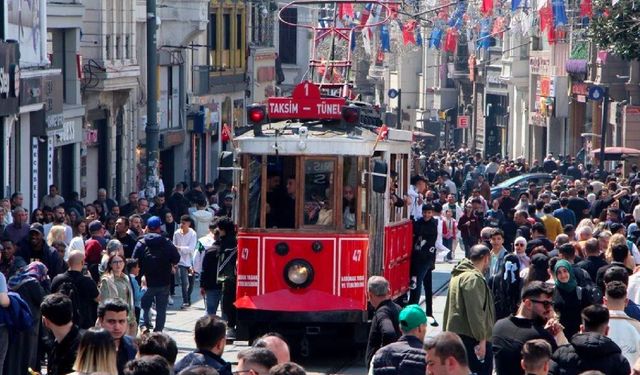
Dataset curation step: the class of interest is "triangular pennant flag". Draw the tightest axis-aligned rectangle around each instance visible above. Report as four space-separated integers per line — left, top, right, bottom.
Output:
360 3 372 26
481 0 494 15
443 28 458 52
512 0 523 11
429 27 443 49
539 3 553 31
552 0 569 26
416 26 423 46
380 24 391 52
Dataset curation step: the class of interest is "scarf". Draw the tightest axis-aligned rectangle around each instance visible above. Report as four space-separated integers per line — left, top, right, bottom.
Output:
8 261 48 290
553 259 577 292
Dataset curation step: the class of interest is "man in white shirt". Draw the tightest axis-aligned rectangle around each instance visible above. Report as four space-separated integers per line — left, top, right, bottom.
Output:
173 215 198 308
604 281 640 366
408 175 427 221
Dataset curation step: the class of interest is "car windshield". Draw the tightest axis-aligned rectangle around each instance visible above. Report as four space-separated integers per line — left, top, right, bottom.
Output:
494 175 527 188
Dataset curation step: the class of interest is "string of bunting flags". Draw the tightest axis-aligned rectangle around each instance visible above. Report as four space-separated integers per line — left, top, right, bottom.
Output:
323 0 591 62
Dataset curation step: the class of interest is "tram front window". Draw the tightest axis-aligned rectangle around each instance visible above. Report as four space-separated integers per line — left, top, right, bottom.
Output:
304 159 335 226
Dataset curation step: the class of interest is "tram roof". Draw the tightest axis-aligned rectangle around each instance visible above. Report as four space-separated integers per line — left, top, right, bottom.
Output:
235 121 413 156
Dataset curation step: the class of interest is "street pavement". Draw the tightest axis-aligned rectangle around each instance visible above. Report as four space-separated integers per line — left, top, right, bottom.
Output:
163 244 462 374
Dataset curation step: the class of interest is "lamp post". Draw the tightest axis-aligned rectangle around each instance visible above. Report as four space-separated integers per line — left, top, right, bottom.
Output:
146 0 159 196
598 87 609 175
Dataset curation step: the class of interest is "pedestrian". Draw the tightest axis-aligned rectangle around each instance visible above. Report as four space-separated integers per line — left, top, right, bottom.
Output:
132 216 180 332
41 293 83 375
124 355 173 375
6 261 48 374
253 332 291 364
0 238 27 279
492 281 565 375
236 348 278 374
269 362 307 375
371 304 427 375
16 222 64 278
603 281 640 365
552 259 591 339
409 203 447 326
173 315 233 375
99 252 137 336
520 339 552 375
191 199 214 239
97 298 137 375
71 327 119 374
217 217 238 337
50 250 100 329
0 272 9 372
365 276 401 368
443 244 495 375
548 304 630 375
3 207 30 245
173 215 197 308
136 331 178 366
114 216 138 258
424 332 472 375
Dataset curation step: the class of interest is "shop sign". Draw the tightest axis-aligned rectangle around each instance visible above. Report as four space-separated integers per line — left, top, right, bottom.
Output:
0 41 20 116
537 76 555 98
31 138 39 211
457 115 470 128
7 0 49 67
530 54 552 76
85 129 99 146
52 119 82 146
571 82 588 96
47 138 54 188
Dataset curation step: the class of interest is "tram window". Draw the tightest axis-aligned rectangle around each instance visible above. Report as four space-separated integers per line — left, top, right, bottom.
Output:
343 156 358 230
358 156 369 231
303 159 335 226
247 155 262 228
266 156 296 228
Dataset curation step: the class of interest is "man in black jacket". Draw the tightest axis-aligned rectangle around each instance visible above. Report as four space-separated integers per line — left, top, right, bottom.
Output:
365 276 401 368
576 238 607 282
17 223 64 278
372 304 427 375
41 293 83 375
549 304 630 375
132 216 180 332
492 281 565 375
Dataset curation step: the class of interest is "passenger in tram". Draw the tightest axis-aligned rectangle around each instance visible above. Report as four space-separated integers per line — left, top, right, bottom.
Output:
343 185 356 229
279 177 296 229
266 173 286 228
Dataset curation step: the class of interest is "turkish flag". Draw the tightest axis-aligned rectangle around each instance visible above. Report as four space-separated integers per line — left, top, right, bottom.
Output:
579 0 592 18
481 0 493 15
402 20 417 45
539 3 553 31
338 3 354 19
376 124 389 141
222 123 231 142
443 29 458 52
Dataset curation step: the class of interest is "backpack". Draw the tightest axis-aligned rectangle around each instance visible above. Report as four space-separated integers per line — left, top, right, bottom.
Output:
55 276 83 326
577 284 603 305
2 292 34 332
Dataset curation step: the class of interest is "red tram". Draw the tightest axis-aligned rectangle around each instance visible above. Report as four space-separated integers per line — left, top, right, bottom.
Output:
231 85 414 347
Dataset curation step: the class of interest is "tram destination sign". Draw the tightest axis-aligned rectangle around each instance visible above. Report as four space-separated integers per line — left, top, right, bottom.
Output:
267 81 346 120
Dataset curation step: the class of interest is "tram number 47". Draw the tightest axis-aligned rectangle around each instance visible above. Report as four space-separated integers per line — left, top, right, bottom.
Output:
241 248 249 260
352 249 362 262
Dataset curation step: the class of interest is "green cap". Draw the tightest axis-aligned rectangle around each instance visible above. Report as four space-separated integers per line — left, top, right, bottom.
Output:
399 304 427 331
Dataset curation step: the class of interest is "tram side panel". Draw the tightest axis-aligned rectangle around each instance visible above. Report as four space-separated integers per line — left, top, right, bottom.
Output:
383 220 412 299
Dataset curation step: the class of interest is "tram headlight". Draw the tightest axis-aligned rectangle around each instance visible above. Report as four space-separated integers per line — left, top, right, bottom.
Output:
284 259 314 288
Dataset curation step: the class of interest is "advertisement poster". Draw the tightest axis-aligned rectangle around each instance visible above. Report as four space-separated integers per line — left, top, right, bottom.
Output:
6 0 48 67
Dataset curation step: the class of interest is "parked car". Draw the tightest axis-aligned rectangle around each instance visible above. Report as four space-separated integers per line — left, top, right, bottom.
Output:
490 173 559 201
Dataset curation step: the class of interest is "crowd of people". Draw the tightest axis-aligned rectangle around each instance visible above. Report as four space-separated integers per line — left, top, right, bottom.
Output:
365 147 640 374
0 180 314 374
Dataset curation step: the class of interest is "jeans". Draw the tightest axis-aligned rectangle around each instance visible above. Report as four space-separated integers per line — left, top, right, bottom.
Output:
0 326 7 373
178 266 194 304
459 334 493 375
443 238 454 260
141 285 170 332
205 288 223 315
409 264 433 316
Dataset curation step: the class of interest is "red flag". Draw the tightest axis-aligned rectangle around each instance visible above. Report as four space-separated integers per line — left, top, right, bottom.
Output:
579 0 592 18
387 4 398 19
547 25 557 44
338 3 354 19
359 4 371 26
539 4 553 31
222 123 231 142
402 20 417 45
376 124 389 141
481 0 493 15
443 29 458 52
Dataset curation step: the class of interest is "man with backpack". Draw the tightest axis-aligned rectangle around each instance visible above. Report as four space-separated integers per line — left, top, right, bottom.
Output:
50 250 100 329
132 216 180 332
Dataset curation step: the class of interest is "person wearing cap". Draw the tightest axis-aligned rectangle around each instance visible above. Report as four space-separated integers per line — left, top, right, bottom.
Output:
409 203 447 326
365 276 401 368
16 222 64 278
216 192 235 218
443 244 495 375
84 219 108 282
132 215 180 332
371 304 427 375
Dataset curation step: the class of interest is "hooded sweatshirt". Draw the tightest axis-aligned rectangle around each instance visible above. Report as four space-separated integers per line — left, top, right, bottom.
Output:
132 233 180 288
549 332 630 375
443 258 495 341
191 209 213 238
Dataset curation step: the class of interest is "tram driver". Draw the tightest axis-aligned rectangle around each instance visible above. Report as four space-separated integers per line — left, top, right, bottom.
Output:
278 176 296 229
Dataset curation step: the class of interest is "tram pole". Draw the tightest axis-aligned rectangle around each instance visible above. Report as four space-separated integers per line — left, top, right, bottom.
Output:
145 0 160 197
397 89 402 129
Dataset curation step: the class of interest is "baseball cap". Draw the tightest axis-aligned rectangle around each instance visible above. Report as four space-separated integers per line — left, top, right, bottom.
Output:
29 223 44 235
88 220 104 233
399 304 427 331
146 216 162 230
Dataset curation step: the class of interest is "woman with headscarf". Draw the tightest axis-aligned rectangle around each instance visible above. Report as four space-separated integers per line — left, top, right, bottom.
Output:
6 261 49 374
513 236 530 271
552 259 590 339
